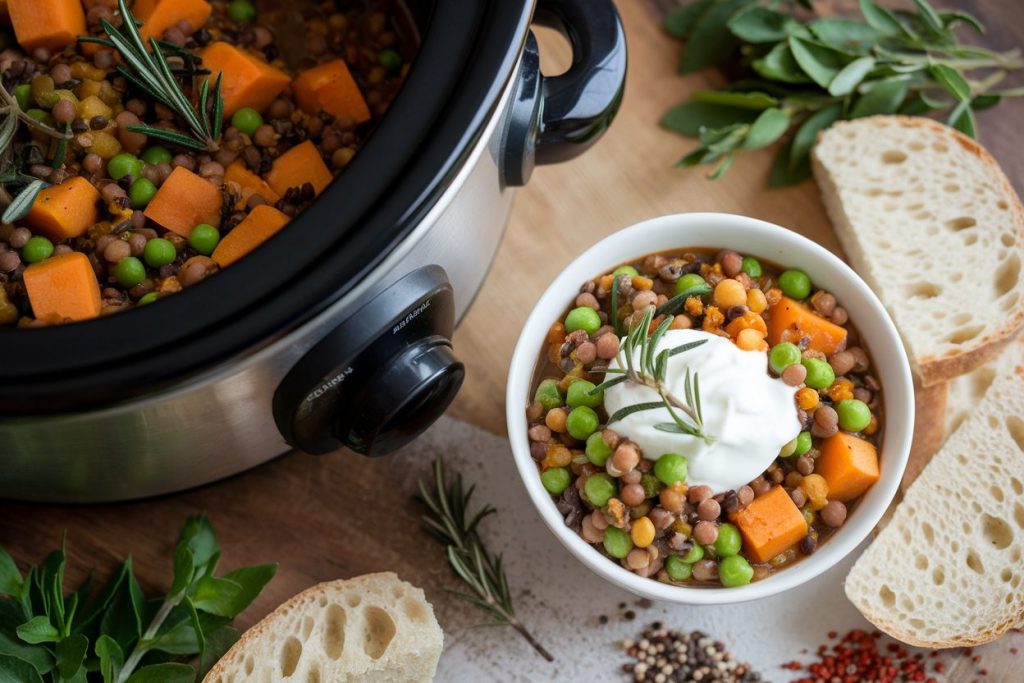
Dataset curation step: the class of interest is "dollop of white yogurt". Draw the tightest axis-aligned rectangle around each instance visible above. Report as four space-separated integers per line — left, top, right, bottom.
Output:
603 329 800 493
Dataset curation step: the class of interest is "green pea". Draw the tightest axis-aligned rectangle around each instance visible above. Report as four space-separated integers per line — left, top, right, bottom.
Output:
680 543 704 564
140 146 172 166
584 473 617 508
564 306 601 335
231 107 264 136
719 555 754 587
741 256 762 278
25 108 47 122
715 523 742 557
566 406 599 440
665 555 693 581
566 379 602 409
769 342 801 374
653 453 688 486
778 269 812 300
802 357 835 389
128 178 157 208
13 84 31 112
540 467 571 495
612 265 639 279
378 48 402 70
837 399 872 432
793 431 812 456
779 437 798 458
137 292 159 306
21 236 53 263
188 223 221 256
675 272 706 296
585 432 611 467
107 153 142 181
640 474 662 499
113 256 146 288
602 526 633 558
533 378 564 411
142 238 176 267
227 0 256 22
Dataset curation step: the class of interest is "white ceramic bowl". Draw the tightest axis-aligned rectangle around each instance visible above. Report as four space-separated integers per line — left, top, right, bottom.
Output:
506 212 913 605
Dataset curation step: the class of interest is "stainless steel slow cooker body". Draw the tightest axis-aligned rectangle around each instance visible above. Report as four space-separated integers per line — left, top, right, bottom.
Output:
0 0 626 502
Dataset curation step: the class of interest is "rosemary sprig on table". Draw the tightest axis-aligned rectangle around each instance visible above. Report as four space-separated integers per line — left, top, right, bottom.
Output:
590 305 715 444
82 0 224 152
417 458 554 662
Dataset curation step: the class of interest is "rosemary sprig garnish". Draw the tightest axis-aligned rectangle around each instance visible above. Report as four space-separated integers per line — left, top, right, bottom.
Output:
82 0 224 152
417 458 554 662
590 306 715 443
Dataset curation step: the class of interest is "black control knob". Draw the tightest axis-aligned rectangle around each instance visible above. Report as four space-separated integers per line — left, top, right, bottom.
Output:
274 266 464 456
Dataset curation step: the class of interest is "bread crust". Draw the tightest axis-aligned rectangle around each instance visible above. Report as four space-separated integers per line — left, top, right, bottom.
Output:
812 115 1024 387
901 381 947 493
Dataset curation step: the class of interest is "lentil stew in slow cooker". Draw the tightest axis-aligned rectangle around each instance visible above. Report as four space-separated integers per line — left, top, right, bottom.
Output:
0 0 414 326
526 248 884 588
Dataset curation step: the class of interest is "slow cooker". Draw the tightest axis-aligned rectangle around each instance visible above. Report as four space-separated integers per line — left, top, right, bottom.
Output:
0 0 626 502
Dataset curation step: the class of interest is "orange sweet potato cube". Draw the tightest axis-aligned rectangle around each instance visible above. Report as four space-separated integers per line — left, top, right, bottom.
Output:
266 140 333 197
212 205 290 267
293 59 371 124
23 252 101 323
135 0 212 41
225 161 280 208
730 485 808 564
26 177 101 241
817 433 880 502
767 296 848 356
144 167 223 237
201 42 290 117
9 0 86 52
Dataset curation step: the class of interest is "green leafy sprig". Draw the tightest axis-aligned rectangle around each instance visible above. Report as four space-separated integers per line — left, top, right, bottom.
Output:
81 0 224 152
590 306 714 443
663 0 1024 185
0 516 276 682
417 458 554 663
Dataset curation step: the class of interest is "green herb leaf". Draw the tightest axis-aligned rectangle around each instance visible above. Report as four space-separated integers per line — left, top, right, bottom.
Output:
947 101 976 137
0 549 20 598
95 634 124 682
753 43 812 84
608 401 665 425
912 0 945 34
127 125 208 151
55 633 88 680
788 36 849 89
938 10 984 34
667 339 709 358
851 79 908 118
692 89 778 110
679 0 754 73
0 653 44 683
828 56 876 96
178 517 220 574
743 107 790 149
198 625 239 678
929 63 971 102
808 19 879 54
858 0 907 37
662 101 759 137
124 662 195 683
169 546 194 600
665 0 713 40
15 617 59 645
216 565 277 616
727 6 804 43
590 374 628 395
3 180 49 224
971 93 1000 111
190 576 243 618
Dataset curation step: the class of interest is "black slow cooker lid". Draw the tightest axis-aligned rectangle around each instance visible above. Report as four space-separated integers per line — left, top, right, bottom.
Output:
0 0 533 413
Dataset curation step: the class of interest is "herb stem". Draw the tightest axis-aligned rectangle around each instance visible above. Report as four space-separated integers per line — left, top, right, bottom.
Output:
116 595 181 683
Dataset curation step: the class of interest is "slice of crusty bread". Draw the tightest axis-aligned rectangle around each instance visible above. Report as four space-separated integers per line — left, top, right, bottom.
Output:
845 353 1024 647
946 339 1024 438
812 115 1024 387
204 573 443 683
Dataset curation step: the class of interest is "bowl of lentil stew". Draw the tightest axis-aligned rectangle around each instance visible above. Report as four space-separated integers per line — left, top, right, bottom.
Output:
507 213 914 604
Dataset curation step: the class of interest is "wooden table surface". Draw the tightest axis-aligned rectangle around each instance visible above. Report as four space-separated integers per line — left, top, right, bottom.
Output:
1 0 1022 677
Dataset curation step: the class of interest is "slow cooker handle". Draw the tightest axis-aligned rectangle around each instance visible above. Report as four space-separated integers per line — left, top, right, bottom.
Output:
503 0 626 185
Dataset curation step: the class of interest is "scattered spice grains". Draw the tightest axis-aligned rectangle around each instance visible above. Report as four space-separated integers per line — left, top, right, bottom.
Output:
779 628 1004 682
621 623 762 682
